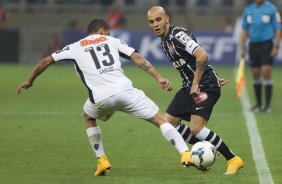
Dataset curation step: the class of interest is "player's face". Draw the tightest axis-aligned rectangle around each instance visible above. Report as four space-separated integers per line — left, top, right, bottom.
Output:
147 10 169 39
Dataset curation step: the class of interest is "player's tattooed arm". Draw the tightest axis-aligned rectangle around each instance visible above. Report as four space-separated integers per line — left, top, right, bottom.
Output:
130 52 172 91
130 52 154 72
138 60 152 72
196 60 207 71
190 47 208 97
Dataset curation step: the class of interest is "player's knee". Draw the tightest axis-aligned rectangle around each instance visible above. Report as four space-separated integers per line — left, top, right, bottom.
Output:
190 124 204 136
84 113 95 122
164 113 181 126
149 111 166 127
190 127 199 135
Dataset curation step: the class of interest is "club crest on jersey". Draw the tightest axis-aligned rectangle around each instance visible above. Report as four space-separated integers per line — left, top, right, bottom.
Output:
194 92 208 104
168 42 176 56
55 46 69 54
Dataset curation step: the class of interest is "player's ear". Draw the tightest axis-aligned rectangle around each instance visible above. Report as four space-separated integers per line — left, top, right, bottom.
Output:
165 15 169 24
98 28 107 35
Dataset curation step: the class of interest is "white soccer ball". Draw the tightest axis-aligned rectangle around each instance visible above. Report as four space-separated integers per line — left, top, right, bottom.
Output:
191 141 217 169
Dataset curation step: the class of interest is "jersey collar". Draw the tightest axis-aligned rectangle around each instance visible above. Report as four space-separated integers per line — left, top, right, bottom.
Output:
163 25 174 42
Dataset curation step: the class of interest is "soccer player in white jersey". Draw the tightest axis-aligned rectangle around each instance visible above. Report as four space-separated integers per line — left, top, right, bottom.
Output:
17 19 193 176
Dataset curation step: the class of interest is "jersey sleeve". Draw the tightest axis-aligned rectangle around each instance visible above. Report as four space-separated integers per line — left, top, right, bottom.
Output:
116 39 135 57
51 44 75 62
241 8 249 30
273 10 282 30
173 29 199 55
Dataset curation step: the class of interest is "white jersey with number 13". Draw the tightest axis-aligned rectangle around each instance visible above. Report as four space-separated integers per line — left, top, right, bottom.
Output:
51 34 135 103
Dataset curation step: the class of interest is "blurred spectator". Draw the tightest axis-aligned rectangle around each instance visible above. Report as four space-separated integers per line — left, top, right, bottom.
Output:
125 0 135 6
43 34 62 57
107 1 127 30
176 0 186 12
159 0 169 8
67 19 81 30
222 17 233 33
222 0 233 7
0 3 5 30
197 0 209 6
176 0 186 7
100 0 114 7
62 19 86 46
246 0 253 5
196 0 209 14
27 0 46 4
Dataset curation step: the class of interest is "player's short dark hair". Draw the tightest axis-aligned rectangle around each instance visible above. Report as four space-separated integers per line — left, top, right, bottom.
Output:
87 19 109 35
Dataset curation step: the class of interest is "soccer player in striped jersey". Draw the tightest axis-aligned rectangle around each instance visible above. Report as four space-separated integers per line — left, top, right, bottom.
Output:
17 19 192 176
147 6 244 174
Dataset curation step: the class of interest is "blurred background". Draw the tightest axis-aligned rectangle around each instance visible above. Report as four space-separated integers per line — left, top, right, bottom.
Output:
0 0 281 65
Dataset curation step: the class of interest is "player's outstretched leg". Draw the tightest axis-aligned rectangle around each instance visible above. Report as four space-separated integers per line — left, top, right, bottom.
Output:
159 123 194 167
84 113 111 176
174 123 200 145
194 127 244 174
86 126 111 176
150 112 194 167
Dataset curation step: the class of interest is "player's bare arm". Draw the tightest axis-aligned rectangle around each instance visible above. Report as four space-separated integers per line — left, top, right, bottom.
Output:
190 47 208 97
130 52 172 91
17 55 55 95
138 60 152 71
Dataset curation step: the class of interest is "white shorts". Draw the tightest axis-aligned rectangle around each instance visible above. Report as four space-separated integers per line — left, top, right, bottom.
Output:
83 88 159 121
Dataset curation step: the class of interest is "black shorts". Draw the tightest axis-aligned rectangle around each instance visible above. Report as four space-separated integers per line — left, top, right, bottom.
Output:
166 87 220 122
249 40 273 67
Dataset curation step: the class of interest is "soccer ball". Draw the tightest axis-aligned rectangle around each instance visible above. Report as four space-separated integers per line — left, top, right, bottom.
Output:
191 141 217 169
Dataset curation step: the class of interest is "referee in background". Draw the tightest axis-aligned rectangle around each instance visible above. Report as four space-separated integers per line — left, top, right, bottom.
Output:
240 0 281 113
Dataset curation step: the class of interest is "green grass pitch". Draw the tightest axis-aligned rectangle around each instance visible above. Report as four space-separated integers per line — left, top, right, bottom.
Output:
0 64 282 184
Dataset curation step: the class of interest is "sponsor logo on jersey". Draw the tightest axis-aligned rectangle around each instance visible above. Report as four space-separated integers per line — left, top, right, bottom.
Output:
172 58 186 69
194 92 208 104
80 36 108 47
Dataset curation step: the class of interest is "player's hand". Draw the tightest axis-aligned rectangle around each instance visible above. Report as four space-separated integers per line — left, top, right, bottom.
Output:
17 81 32 95
240 47 245 58
190 83 200 97
218 78 230 86
157 77 172 91
271 48 279 57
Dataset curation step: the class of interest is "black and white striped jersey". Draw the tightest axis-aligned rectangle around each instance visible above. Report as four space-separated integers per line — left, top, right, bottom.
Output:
160 25 220 90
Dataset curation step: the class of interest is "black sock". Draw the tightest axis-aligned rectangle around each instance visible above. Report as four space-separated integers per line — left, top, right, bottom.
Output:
265 83 272 107
254 82 262 107
195 127 235 161
174 123 200 145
